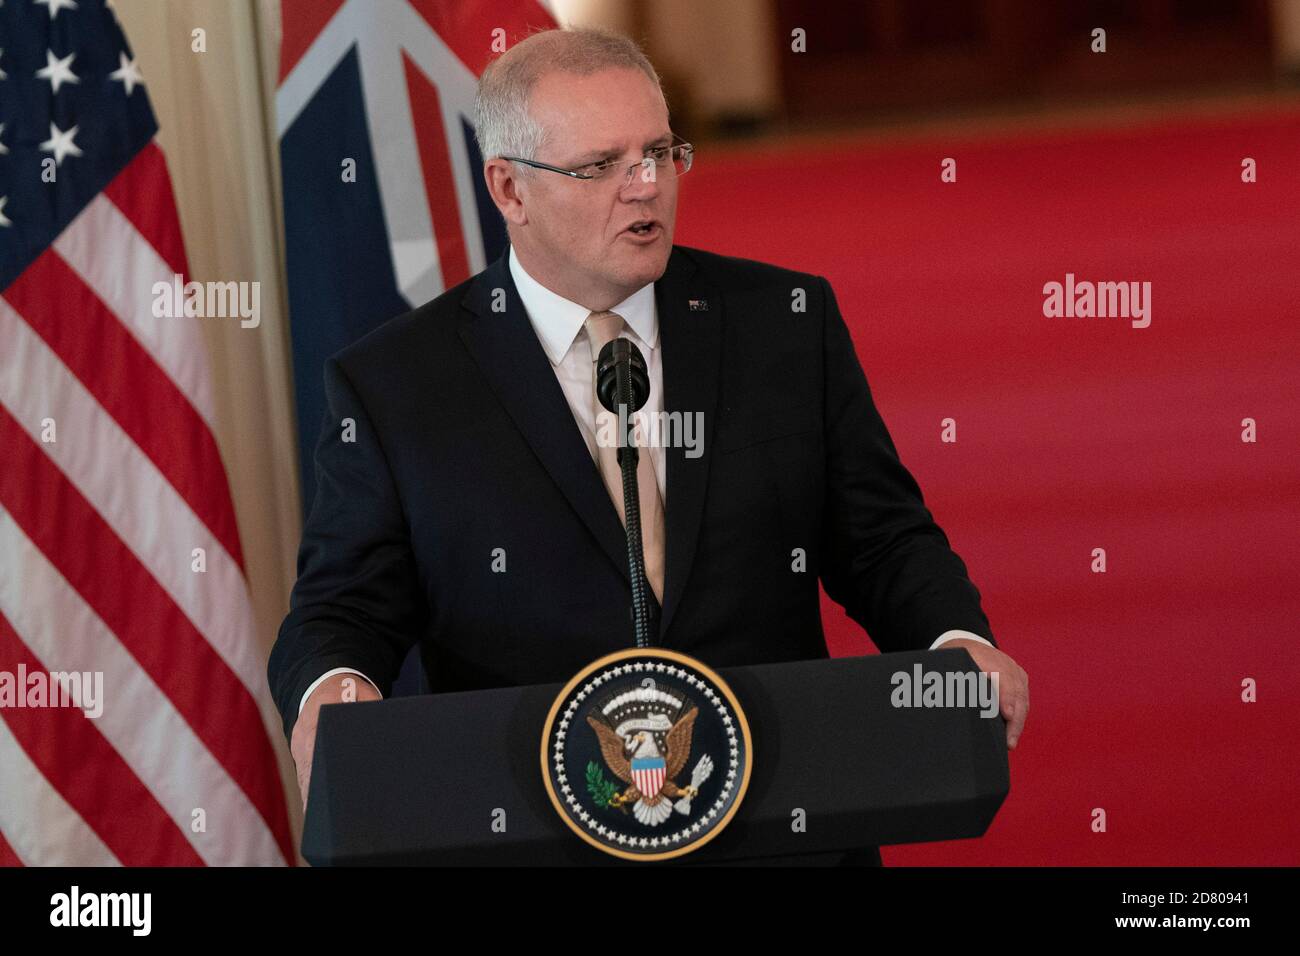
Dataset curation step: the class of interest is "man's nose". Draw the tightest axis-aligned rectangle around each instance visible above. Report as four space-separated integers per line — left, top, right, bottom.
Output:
619 158 661 199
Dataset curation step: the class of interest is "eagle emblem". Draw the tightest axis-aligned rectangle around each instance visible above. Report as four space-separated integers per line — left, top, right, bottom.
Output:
585 689 715 826
541 647 752 860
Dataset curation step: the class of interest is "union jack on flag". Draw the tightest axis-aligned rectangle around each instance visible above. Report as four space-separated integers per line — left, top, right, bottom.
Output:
277 0 556 512
0 0 292 864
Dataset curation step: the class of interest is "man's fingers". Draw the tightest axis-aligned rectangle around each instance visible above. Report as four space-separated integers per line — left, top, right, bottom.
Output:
972 653 1028 751
298 761 311 812
1005 676 1028 749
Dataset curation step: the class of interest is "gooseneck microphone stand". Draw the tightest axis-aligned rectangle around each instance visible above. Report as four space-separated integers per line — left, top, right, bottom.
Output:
595 337 657 648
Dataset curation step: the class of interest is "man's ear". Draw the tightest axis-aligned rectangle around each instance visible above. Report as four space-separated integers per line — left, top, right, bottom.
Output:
483 159 529 227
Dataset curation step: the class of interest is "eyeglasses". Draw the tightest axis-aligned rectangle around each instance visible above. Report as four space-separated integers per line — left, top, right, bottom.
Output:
501 137 694 188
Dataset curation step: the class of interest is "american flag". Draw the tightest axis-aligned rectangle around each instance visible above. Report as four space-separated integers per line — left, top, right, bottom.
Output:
0 0 292 864
277 0 555 512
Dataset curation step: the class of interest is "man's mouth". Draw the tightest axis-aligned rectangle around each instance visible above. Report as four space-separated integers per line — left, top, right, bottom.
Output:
622 220 661 242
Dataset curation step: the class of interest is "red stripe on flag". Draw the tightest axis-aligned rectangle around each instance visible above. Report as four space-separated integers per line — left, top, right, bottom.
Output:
278 0 348 83
101 143 191 278
406 0 556 75
403 54 471 290
0 409 293 864
4 253 245 571
0 827 23 867
0 612 205 866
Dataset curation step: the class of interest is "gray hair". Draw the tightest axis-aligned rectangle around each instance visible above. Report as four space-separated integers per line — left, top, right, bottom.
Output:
473 26 664 175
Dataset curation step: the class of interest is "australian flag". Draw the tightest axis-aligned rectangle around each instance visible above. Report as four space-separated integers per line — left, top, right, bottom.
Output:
277 0 556 513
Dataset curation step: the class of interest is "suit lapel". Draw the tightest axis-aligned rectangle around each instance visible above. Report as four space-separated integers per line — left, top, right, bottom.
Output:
457 244 723 642
656 248 721 641
458 247 633 585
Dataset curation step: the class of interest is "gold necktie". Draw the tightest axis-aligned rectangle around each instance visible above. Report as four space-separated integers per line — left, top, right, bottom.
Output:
585 310 665 605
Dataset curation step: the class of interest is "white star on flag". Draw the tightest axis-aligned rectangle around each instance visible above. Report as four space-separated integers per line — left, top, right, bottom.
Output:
34 0 79 19
0 48 7 81
0 123 7 155
39 121 83 165
0 196 10 228
36 49 80 93
109 51 144 95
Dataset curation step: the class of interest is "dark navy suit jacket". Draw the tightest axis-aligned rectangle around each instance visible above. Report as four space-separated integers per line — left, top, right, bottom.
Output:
269 244 997 819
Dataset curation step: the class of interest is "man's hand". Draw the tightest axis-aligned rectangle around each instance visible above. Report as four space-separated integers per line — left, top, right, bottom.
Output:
290 673 382 812
938 639 1029 751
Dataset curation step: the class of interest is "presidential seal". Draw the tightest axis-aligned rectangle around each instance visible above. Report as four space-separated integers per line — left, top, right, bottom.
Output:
541 647 752 861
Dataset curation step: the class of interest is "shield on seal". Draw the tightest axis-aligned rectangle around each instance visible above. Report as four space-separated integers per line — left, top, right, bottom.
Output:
631 756 667 798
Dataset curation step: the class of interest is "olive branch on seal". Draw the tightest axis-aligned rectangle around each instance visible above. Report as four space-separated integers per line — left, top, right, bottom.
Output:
585 761 624 811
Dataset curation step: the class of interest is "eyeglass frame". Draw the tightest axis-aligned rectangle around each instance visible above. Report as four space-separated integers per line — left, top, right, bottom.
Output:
499 136 694 186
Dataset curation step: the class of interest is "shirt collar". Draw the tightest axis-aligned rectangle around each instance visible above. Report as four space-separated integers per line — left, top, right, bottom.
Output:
508 244 658 366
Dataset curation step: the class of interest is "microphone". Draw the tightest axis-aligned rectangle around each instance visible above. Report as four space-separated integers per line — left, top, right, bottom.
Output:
595 337 650 419
594 337 657 648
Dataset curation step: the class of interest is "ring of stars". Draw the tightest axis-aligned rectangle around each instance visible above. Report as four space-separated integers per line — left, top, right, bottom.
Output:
549 657 743 852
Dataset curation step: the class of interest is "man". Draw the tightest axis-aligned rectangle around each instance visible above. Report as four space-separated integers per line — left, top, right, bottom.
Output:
268 26 1029 864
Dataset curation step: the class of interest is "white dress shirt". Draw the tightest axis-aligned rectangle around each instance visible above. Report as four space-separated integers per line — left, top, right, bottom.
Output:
507 244 667 500
296 249 989 717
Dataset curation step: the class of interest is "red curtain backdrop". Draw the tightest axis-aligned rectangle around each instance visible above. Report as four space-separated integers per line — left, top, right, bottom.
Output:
676 108 1300 865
